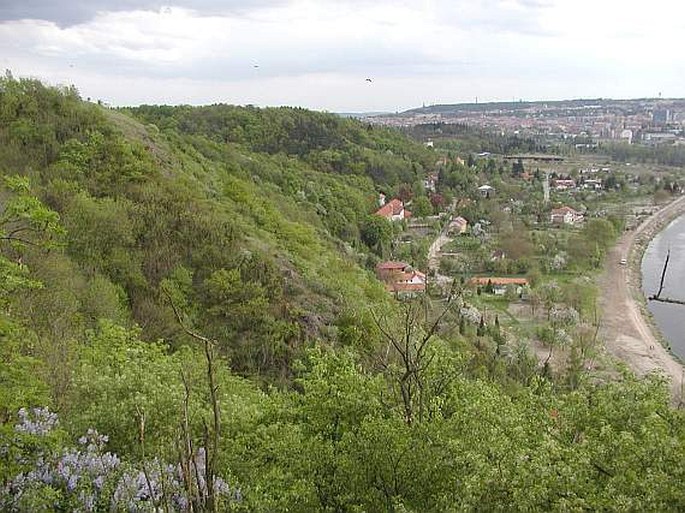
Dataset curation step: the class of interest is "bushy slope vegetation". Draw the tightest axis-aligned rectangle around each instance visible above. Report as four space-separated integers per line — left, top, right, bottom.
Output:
2 76 685 512
0 75 434 381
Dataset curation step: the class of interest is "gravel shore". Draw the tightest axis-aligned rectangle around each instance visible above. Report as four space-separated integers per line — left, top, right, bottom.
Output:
598 194 685 401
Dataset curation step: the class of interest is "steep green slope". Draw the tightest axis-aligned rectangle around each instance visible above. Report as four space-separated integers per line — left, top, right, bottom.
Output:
0 76 434 383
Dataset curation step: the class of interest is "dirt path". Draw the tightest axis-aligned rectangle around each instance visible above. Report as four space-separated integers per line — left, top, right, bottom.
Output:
427 222 453 288
598 195 685 398
427 232 450 271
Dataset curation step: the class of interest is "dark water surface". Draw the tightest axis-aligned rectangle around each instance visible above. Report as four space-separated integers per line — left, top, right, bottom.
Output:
641 215 685 359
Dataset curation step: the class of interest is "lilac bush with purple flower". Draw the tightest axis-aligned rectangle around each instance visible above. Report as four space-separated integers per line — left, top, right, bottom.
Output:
0 408 238 512
111 448 237 512
14 408 58 437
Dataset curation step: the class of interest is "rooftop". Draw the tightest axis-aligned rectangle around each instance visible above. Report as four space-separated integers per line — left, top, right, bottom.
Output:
469 277 529 286
376 261 410 271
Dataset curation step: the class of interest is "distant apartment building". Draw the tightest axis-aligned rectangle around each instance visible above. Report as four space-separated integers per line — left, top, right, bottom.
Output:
652 109 671 125
643 132 677 145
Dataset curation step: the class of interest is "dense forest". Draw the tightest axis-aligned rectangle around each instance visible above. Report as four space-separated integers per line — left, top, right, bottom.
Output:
403 122 547 155
599 141 685 167
1 76 685 512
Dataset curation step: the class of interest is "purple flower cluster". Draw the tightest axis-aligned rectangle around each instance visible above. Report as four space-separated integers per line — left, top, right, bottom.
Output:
112 448 237 512
3 410 121 512
113 462 189 511
1 408 240 512
15 407 59 436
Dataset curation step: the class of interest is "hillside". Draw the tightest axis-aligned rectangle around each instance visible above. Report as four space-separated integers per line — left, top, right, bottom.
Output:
0 77 438 381
2 77 685 512
397 97 685 117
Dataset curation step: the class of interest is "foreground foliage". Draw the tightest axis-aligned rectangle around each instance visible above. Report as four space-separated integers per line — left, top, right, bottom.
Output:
1 76 685 511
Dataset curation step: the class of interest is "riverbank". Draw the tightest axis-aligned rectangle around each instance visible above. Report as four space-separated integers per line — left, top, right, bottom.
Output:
598 194 685 400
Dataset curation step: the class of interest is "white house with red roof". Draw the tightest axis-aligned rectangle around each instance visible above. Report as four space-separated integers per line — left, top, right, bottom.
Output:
375 198 411 221
376 261 426 294
469 276 528 296
553 179 576 190
550 206 583 225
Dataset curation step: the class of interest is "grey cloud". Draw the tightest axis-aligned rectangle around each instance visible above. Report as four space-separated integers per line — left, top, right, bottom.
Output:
2 0 555 37
437 0 555 37
0 0 284 26
60 39 467 82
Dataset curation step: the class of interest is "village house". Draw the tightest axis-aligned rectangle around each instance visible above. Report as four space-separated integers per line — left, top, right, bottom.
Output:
552 179 576 190
447 216 468 235
477 184 494 198
582 179 602 190
375 198 411 221
550 206 583 225
490 249 506 261
469 277 528 296
376 261 426 295
423 172 439 192
579 167 600 175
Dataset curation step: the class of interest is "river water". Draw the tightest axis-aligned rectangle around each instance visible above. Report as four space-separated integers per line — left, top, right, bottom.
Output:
641 215 685 359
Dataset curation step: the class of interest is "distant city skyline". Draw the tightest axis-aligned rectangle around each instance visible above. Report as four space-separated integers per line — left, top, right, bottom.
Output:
1 0 683 111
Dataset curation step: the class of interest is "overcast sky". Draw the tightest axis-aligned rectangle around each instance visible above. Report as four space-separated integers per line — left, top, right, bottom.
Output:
1 0 683 111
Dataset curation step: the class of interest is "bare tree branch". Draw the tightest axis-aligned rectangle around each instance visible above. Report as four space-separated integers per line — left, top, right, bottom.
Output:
163 287 220 512
649 249 685 305
371 284 463 425
655 249 670 299
0 235 40 246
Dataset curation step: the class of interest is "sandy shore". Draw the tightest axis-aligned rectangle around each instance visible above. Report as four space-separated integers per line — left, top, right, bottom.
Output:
598 195 685 400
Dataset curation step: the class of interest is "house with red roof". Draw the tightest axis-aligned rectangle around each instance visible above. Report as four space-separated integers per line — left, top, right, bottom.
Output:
550 206 583 225
376 261 426 295
375 198 411 221
469 277 528 296
553 179 576 191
